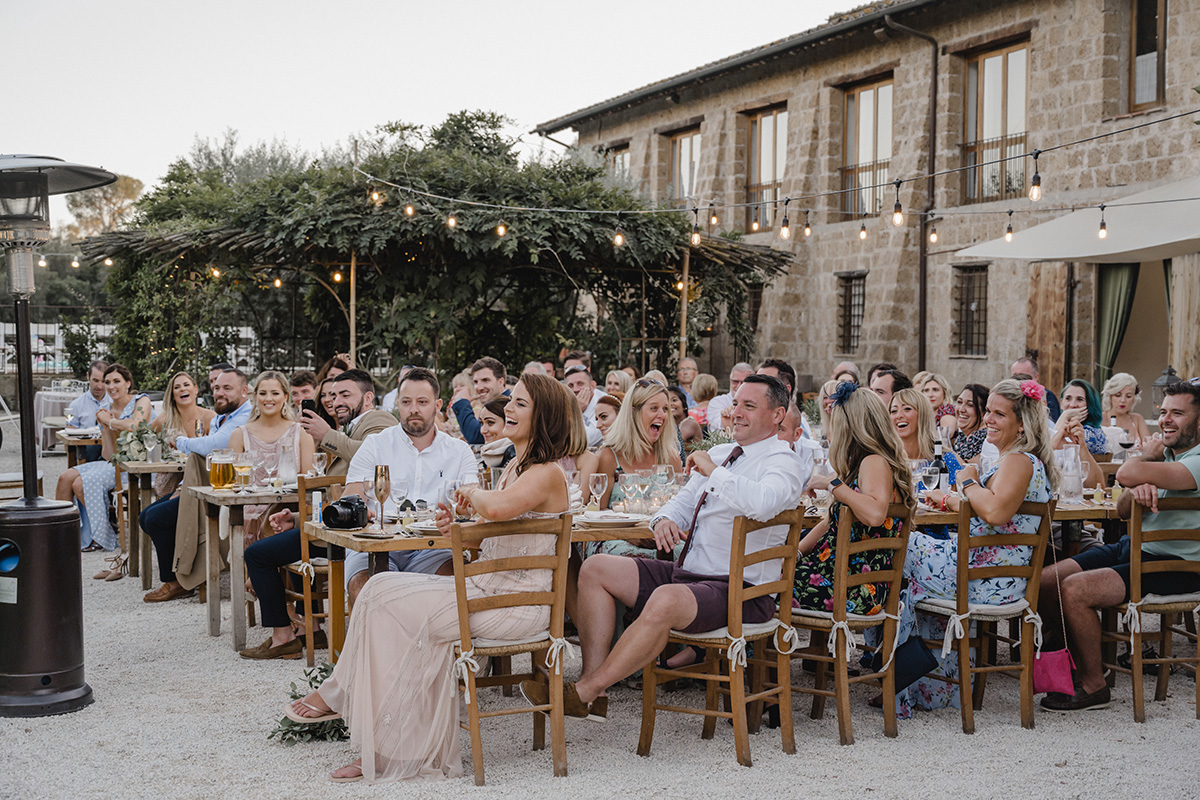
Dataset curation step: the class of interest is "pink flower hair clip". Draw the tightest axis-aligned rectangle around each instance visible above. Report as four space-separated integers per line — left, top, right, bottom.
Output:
1020 380 1046 402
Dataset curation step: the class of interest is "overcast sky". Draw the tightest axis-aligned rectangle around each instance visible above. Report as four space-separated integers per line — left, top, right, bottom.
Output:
10 0 864 224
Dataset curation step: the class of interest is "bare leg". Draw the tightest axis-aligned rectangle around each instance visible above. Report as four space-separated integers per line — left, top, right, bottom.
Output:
270 625 296 647
347 571 369 609
290 688 333 717
56 468 80 502
1061 568 1126 694
331 758 362 781
1039 559 1082 647
575 583 698 704
575 555 641 687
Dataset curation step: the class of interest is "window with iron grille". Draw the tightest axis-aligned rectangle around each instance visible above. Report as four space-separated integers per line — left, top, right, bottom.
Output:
961 42 1028 204
953 265 989 356
745 106 788 231
836 272 866 353
841 78 893 218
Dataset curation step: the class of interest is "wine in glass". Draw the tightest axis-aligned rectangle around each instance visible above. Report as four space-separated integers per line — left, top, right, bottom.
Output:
588 473 608 511
64 409 75 427
233 453 253 493
393 478 412 527
373 466 391 530
311 451 328 477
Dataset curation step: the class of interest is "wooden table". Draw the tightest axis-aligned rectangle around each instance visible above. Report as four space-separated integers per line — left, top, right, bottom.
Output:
56 429 103 468
117 460 186 589
191 486 299 650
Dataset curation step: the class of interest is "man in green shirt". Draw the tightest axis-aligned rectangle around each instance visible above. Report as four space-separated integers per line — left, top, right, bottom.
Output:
1039 380 1200 712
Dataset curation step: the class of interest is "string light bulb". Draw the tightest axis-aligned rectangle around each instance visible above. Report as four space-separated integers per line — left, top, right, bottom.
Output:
404 202 415 216
751 210 760 232
1028 149 1042 202
891 180 904 226
613 226 626 247
778 198 791 240
1005 210 1014 242
496 221 507 237
859 221 868 240
273 277 282 288
1098 204 1107 239
803 211 812 237
708 202 718 227
333 270 343 282
104 257 113 266
71 257 80 268
675 279 685 292
928 225 938 244
37 255 47 267
446 212 457 228
689 207 702 245
211 267 220 277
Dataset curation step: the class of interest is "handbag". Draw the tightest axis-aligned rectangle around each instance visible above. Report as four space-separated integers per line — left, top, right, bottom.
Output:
871 634 938 691
1032 540 1075 695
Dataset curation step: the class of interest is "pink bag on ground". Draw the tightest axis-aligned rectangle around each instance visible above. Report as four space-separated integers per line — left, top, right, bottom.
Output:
1033 648 1076 695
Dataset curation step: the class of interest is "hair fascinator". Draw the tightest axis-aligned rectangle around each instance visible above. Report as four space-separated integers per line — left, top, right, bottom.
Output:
1020 380 1046 402
830 381 858 407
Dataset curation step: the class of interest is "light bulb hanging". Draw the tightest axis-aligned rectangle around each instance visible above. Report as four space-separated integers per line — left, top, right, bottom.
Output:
751 206 760 232
333 270 343 282
37 255 47 267
1028 149 1042 202
273 277 282 288
859 220 868 240
891 179 904 226
211 267 221 278
446 211 457 228
1098 204 1107 239
1005 209 1014 242
708 202 718 227
613 212 625 247
496 221 507 237
928 225 938 244
778 198 791 240
104 257 113 266
690 207 702 245
404 201 416 216
803 211 812 237
71 257 80 268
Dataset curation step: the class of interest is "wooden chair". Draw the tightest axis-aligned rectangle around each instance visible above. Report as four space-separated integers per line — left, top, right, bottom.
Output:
1093 453 1113 463
449 514 574 786
637 510 805 768
280 474 345 666
0 471 44 498
914 498 1053 733
785 502 915 745
1100 498 1200 722
112 463 129 554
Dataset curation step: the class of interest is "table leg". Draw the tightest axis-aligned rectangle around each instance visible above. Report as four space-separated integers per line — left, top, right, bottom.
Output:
1063 520 1082 558
127 474 143 579
206 503 221 637
139 478 154 590
368 551 389 575
330 550 345 664
67 445 78 469
230 507 246 651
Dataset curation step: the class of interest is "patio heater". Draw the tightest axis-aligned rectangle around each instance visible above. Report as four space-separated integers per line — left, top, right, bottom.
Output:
0 155 116 717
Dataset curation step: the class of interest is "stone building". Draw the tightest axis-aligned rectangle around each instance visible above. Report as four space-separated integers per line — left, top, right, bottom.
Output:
536 0 1200 400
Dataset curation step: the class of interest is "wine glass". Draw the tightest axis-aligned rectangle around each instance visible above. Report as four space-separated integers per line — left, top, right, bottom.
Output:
588 473 608 510
260 452 279 489
373 465 391 530
64 409 75 427
233 452 253 493
311 451 328 477
393 478 412 525
653 464 674 487
439 480 463 520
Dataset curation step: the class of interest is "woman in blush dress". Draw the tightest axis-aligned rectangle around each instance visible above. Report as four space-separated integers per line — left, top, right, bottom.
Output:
285 373 572 784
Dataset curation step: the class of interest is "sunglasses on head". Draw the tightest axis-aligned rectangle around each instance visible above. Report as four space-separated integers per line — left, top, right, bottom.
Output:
564 364 590 376
635 378 664 389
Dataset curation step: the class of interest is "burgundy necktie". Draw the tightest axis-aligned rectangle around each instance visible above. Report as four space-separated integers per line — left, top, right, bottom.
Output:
677 445 743 568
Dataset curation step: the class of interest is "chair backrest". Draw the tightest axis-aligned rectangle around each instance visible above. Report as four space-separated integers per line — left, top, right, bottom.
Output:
449 515 574 649
297 474 345 523
829 502 917 623
1128 497 1200 601
955 498 1054 614
725 509 807 638
1093 452 1113 463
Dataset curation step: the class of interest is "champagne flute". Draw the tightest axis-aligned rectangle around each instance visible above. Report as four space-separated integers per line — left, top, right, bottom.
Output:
374 465 391 530
311 451 328 477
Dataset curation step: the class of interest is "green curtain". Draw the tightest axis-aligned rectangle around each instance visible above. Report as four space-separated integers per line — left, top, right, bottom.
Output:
1163 258 1173 324
1095 263 1140 386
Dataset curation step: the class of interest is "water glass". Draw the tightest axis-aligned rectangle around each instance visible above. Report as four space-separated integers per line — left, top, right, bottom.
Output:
588 473 608 507
311 451 328 477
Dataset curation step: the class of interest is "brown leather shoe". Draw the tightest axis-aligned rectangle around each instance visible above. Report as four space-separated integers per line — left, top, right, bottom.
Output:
239 636 303 660
143 583 194 603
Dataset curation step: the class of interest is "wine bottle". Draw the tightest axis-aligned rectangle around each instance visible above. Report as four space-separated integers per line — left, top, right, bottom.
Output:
932 443 949 493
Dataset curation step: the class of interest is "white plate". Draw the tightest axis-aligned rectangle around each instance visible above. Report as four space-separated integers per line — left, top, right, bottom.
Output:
405 521 441 533
577 513 649 528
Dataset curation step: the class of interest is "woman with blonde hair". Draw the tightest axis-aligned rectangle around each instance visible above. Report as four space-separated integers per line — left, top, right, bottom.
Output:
605 369 633 395
890 387 936 461
1101 372 1151 441
818 379 840 433
794 383 916 614
920 373 956 427
896 378 1057 718
148 370 216 499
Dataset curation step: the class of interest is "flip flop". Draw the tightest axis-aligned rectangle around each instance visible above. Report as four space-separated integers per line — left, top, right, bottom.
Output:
330 764 363 783
284 698 342 725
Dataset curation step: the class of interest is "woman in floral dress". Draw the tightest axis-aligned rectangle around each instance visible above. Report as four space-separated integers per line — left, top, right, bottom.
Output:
894 378 1059 718
795 383 916 614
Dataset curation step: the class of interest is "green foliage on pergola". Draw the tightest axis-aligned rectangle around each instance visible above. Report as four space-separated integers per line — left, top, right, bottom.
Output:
82 113 790 388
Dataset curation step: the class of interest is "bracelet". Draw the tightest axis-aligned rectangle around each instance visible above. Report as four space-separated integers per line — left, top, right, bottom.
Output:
940 496 948 512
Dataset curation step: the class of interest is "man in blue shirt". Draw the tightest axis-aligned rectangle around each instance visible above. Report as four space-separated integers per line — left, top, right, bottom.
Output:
65 360 110 462
143 368 252 603
450 356 508 445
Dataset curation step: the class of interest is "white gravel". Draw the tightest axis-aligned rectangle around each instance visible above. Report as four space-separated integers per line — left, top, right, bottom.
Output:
2 449 1198 798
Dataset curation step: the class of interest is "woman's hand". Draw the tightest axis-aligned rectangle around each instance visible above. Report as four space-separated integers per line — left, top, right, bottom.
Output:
805 472 833 495
923 488 960 512
956 463 979 486
435 502 454 535
454 487 477 518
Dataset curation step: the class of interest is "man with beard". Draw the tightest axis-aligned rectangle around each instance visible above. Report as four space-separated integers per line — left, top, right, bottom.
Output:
298 369 397 476
339 367 478 605
142 368 252 602
1039 380 1200 711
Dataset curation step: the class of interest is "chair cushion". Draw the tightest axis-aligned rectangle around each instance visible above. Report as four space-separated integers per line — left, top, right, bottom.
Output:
456 632 551 652
1115 592 1200 612
670 618 783 642
916 597 1030 619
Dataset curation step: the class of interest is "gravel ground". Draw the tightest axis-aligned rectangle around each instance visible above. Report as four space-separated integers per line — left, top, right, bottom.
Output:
2 446 1198 799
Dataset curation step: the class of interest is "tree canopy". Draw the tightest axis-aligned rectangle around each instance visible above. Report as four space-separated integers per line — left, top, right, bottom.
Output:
82 112 790 388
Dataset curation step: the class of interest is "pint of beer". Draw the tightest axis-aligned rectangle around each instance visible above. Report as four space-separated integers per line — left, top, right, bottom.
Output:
208 450 236 490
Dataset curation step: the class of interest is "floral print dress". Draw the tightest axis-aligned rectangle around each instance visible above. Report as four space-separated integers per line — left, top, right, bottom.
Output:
793 480 906 615
890 452 1051 718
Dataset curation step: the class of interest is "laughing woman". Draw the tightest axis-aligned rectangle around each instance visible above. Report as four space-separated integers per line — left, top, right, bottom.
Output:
148 371 217 499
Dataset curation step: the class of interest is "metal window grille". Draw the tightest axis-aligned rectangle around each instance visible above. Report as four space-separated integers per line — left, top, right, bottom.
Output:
953 266 988 356
837 273 866 353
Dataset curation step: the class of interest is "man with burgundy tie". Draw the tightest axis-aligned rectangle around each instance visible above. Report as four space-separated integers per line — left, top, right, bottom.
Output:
522 374 811 720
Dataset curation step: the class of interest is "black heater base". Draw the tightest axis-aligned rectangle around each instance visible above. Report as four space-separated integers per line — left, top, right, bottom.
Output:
0 498 94 717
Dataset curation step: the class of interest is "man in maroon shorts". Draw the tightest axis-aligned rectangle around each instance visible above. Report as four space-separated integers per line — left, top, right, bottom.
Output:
522 374 811 720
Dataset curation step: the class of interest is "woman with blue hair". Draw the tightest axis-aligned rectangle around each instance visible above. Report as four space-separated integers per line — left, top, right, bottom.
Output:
1053 379 1108 455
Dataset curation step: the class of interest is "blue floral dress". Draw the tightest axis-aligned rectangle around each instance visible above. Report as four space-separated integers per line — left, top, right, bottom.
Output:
1082 424 1108 455
76 394 147 550
891 452 1051 718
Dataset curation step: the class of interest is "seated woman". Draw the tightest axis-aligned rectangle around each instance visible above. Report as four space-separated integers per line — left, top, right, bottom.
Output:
229 371 315 545
285 373 571 784
583 379 682 560
1052 379 1106 489
920 373 957 429
687 373 719 430
605 369 633 395
896 378 1058 718
950 384 989 462
890 387 936 462
593 391 623 440
57 363 152 552
1101 371 1152 442
667 385 702 451
478 396 516 470
315 353 352 384
795 383 915 614
316 377 339 429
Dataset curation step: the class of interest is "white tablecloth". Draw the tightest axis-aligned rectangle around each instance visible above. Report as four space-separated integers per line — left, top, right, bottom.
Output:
34 389 81 452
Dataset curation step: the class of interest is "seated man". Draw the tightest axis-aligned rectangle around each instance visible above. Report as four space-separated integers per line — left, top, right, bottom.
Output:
564 363 606 449
298 369 397 476
522 374 810 718
450 357 508 445
1040 380 1200 711
66 359 110 462
289 370 318 409
706 362 751 431
379 364 416 416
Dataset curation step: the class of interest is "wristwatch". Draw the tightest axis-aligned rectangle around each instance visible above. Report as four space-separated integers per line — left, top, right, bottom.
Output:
959 478 979 491
828 477 844 490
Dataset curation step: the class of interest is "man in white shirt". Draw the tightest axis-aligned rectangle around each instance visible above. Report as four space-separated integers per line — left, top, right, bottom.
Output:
530 375 810 719
343 367 478 604
707 361 752 431
564 363 606 448
65 360 111 462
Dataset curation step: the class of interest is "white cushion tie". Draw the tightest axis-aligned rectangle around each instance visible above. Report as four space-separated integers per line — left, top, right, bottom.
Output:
1020 610 1044 655
452 649 481 703
296 561 315 581
727 637 748 671
777 623 800 655
828 619 854 662
1122 599 1145 634
544 636 575 674
875 601 905 675
941 612 972 658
